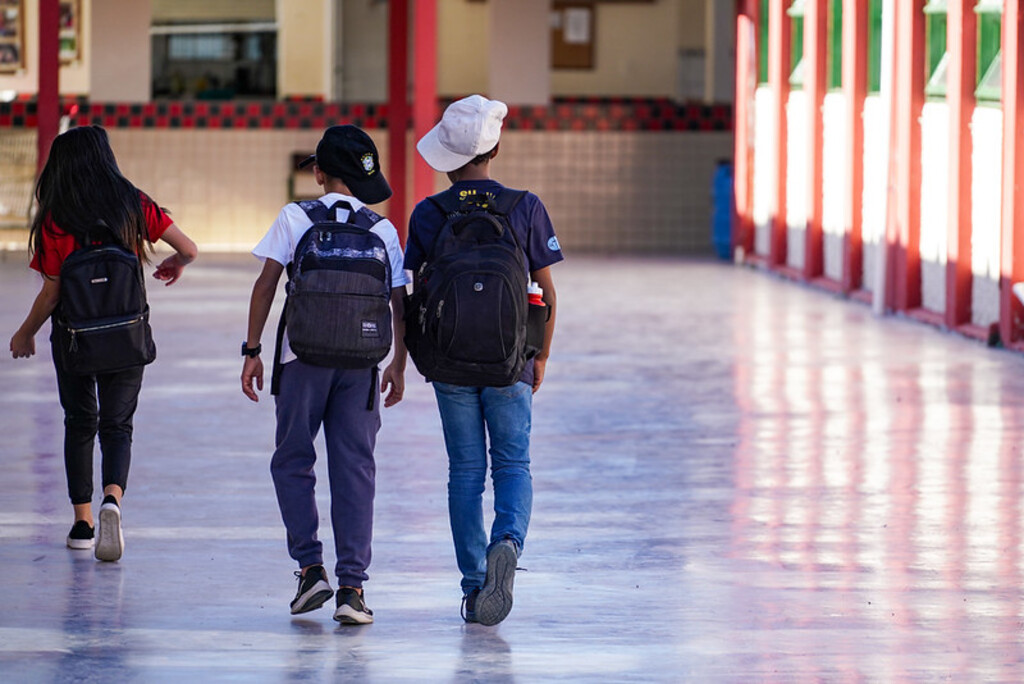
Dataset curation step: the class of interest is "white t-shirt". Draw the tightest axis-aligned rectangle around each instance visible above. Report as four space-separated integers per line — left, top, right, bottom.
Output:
253 192 411 365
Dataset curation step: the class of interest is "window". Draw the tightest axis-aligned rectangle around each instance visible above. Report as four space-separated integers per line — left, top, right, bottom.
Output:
975 0 1002 102
923 0 948 98
867 0 883 93
789 0 805 88
784 0 840 90
151 22 277 99
827 0 842 90
758 0 769 84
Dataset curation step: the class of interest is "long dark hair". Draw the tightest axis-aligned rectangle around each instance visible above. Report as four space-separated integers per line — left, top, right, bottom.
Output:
30 125 151 263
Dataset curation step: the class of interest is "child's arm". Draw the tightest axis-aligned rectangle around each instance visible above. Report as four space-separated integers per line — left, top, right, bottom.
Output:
529 266 556 393
380 286 407 407
153 224 198 285
241 259 284 402
10 276 61 359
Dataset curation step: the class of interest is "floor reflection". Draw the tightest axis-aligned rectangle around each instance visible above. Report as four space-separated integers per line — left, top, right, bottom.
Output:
732 291 1024 679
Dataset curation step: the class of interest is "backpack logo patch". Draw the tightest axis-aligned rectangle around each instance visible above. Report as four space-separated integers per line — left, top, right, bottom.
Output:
361 320 380 338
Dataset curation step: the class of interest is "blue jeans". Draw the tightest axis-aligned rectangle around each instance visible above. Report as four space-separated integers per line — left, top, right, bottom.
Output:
432 381 533 592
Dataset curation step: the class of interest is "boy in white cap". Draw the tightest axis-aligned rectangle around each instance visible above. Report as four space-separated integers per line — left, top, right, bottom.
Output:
241 125 409 624
406 95 563 625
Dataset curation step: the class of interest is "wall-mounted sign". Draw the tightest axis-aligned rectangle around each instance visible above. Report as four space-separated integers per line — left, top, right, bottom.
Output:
0 0 23 73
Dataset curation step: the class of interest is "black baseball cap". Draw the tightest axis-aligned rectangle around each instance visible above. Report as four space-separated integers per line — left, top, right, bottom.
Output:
298 125 392 204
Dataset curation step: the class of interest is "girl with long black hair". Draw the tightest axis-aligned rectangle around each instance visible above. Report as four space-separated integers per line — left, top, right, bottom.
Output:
9 125 197 561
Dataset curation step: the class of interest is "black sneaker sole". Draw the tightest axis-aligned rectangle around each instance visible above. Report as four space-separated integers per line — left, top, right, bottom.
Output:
290 584 334 615
475 542 516 626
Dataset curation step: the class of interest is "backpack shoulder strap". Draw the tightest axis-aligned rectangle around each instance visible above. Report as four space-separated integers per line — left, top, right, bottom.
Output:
425 188 462 217
295 199 330 224
82 219 130 251
296 199 384 230
490 188 528 217
426 187 527 218
351 205 385 229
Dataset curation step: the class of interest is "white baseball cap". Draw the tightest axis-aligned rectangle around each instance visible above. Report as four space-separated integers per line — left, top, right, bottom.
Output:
417 95 508 173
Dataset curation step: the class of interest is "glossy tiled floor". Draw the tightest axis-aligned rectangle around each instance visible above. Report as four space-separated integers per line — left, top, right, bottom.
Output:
2 254 1024 682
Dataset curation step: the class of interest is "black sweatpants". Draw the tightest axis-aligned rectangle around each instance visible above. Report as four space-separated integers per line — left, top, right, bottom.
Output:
52 346 144 505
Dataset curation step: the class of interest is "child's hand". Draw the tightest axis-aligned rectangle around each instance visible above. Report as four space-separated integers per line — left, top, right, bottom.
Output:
10 330 35 359
153 255 185 285
241 356 264 402
380 363 405 407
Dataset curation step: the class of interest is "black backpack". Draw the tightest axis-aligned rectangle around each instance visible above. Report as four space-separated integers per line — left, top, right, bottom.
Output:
52 222 156 375
272 199 392 393
405 187 537 387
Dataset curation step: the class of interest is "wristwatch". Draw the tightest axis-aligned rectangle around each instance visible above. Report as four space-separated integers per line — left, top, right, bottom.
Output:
241 342 262 358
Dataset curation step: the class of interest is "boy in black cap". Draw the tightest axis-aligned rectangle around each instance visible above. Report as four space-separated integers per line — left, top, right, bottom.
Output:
241 124 409 624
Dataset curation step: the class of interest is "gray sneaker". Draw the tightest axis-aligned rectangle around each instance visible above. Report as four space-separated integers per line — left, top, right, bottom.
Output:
95 497 124 562
475 539 517 626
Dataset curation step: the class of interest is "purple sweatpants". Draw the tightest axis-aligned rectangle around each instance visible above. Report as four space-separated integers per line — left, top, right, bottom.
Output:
271 360 380 588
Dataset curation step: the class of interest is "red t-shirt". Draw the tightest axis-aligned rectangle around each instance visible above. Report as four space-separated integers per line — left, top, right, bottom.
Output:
30 192 174 277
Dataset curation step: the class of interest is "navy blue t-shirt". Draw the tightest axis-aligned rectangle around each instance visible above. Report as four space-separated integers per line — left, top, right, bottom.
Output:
405 179 564 386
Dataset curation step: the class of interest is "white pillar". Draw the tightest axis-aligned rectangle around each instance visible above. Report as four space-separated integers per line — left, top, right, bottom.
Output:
704 0 734 103
488 0 549 105
277 0 331 99
90 0 152 102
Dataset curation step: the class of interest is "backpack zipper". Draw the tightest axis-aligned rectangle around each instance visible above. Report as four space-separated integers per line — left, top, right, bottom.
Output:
67 315 145 352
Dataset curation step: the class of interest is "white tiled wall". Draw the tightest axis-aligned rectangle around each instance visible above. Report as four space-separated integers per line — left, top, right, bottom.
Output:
970 106 1002 329
102 128 732 255
109 128 349 250
785 91 807 271
919 101 950 314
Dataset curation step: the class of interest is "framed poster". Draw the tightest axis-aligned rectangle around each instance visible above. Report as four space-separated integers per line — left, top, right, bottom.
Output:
59 0 79 64
552 2 594 70
0 0 23 73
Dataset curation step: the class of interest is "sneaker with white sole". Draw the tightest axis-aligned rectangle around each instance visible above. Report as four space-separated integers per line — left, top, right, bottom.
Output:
334 587 373 625
475 539 517 626
95 496 124 562
66 520 94 550
290 565 334 615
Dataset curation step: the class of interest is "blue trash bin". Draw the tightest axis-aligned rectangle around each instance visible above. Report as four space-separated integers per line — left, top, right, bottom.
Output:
711 160 734 260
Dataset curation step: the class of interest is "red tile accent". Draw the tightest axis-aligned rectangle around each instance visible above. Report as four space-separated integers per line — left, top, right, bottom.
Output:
0 97 733 132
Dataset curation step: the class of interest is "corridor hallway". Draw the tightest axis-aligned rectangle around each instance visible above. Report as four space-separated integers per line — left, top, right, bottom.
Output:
2 254 1023 681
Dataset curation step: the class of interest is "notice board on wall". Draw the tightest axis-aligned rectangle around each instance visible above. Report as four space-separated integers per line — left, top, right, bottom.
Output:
0 0 23 73
551 2 594 70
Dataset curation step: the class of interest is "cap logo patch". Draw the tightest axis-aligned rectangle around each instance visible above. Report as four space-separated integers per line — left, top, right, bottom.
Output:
361 153 375 174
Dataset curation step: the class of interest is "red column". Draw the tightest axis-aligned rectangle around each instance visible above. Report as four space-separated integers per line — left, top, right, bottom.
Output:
387 0 410 235
768 0 791 268
734 0 759 259
1000 0 1024 347
888 0 924 311
412 0 438 221
946 0 976 329
37 0 60 173
803 0 827 280
841 0 867 293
